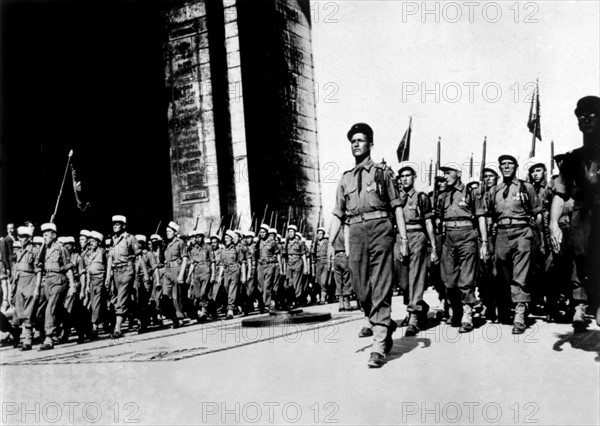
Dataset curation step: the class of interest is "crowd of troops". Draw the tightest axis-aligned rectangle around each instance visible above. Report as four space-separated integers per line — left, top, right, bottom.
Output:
0 214 354 351
1 96 598 369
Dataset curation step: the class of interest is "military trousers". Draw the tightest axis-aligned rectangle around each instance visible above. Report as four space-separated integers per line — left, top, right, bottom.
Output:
495 226 533 304
88 274 106 325
223 265 240 311
42 274 68 337
315 260 329 294
257 262 277 307
14 272 37 334
398 231 429 314
134 274 152 326
570 206 600 308
160 266 185 320
286 259 304 299
334 253 352 297
441 228 478 306
192 265 212 309
113 264 135 316
348 217 395 355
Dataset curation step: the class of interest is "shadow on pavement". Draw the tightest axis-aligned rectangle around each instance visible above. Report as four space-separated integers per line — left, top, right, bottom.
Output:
553 330 600 362
386 337 432 363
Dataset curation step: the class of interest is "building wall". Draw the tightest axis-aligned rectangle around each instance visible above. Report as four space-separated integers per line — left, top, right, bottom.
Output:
163 0 321 235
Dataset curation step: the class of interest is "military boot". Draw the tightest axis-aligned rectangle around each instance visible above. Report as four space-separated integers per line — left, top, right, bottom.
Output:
572 303 589 331
459 305 473 333
405 313 420 337
343 296 353 311
338 296 345 312
512 302 527 334
320 291 328 305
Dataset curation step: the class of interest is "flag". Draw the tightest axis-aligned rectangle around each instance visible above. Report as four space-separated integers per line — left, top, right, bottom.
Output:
527 81 542 142
71 165 90 211
396 117 412 163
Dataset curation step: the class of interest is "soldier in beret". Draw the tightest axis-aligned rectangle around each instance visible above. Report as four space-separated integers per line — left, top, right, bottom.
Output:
187 230 215 321
159 221 188 328
11 226 37 350
329 122 409 368
82 231 107 338
550 95 600 329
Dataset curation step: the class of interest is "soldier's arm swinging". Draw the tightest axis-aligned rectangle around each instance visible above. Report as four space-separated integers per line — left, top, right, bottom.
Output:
177 257 188 284
394 206 409 258
478 216 489 260
105 256 113 288
425 218 438 263
549 195 565 253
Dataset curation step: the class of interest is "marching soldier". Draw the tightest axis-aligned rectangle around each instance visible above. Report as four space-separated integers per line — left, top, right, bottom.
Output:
34 223 77 350
79 230 91 257
255 224 281 312
60 236 87 343
312 228 330 305
329 122 409 368
188 230 215 321
217 230 246 319
487 154 542 334
160 221 188 328
332 225 353 312
149 234 165 326
134 235 157 333
284 225 308 308
242 231 261 314
438 159 488 333
12 226 37 350
82 231 107 338
209 233 223 319
105 215 148 338
477 167 501 321
429 176 448 316
396 162 438 336
526 157 554 316
550 95 600 329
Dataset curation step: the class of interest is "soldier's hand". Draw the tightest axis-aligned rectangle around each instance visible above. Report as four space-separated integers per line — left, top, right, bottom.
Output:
430 250 439 264
480 244 489 261
549 222 562 254
1 299 9 312
399 240 409 258
32 287 40 299
177 277 184 285
67 286 77 298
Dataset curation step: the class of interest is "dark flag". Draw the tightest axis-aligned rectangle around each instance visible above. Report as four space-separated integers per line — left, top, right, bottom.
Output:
527 81 542 142
396 117 412 163
71 164 90 211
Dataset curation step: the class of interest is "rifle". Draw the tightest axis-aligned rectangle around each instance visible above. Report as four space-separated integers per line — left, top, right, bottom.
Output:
155 221 162 235
236 212 243 230
207 219 213 238
269 211 275 228
248 212 255 231
50 149 74 223
194 217 199 231
479 136 487 197
261 205 269 227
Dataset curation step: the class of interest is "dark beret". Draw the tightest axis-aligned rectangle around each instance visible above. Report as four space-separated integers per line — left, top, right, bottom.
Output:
347 123 374 142
574 96 600 116
498 154 518 165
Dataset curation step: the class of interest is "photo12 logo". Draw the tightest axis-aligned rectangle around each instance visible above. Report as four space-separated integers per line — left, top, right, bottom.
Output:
401 1 540 24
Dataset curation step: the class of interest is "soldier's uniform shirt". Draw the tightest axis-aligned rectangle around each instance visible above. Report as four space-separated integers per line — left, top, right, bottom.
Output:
160 237 188 319
554 146 600 304
35 241 73 337
332 230 351 297
108 232 143 316
285 239 306 299
219 244 244 310
13 241 38 333
83 247 107 324
189 243 214 307
398 187 433 314
487 177 542 303
333 157 402 355
256 238 279 307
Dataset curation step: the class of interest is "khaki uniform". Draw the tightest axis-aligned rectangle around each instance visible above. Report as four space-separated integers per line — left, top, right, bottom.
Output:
284 239 306 302
256 238 279 308
333 157 402 355
189 243 214 310
13 242 38 340
332 229 351 297
161 236 188 320
35 242 73 338
487 178 542 304
313 238 330 301
83 247 107 325
219 244 244 311
135 249 158 328
108 232 142 316
397 188 433 316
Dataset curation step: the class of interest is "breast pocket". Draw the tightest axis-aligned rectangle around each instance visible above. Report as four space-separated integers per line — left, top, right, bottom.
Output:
365 178 386 210
344 182 358 211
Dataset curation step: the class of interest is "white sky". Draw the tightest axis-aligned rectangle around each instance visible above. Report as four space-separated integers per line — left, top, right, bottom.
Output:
311 0 600 226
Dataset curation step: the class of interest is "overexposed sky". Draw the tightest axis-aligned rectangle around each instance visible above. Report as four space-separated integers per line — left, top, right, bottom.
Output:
311 0 600 224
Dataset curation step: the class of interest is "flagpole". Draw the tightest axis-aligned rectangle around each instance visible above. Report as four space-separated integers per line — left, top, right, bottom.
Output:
50 149 74 223
529 120 537 158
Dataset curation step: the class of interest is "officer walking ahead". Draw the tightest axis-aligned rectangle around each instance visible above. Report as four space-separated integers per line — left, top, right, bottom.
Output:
551 95 600 329
329 123 409 368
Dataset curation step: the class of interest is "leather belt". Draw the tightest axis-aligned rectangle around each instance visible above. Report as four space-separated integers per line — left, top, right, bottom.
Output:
497 218 529 226
346 210 389 225
113 262 133 270
334 250 345 254
258 259 277 265
166 260 182 268
406 224 424 232
444 220 474 229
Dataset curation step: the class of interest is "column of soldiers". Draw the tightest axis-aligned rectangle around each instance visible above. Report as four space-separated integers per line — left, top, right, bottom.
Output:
1 96 598 366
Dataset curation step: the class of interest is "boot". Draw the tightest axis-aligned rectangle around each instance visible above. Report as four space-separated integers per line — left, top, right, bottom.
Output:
320 291 328 305
512 302 527 334
198 306 208 322
572 303 589 331
226 309 234 320
459 305 473 333
405 314 419 336
338 297 345 312
343 296 353 311
38 336 54 351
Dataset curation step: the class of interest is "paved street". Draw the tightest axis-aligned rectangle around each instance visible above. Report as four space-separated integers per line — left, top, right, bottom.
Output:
1 290 599 425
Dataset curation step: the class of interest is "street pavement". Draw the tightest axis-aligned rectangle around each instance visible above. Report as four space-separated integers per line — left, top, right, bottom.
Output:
1 290 599 425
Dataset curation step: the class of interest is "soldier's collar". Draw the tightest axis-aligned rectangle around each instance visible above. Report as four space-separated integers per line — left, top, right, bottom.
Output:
451 181 465 191
353 157 374 173
404 187 416 197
